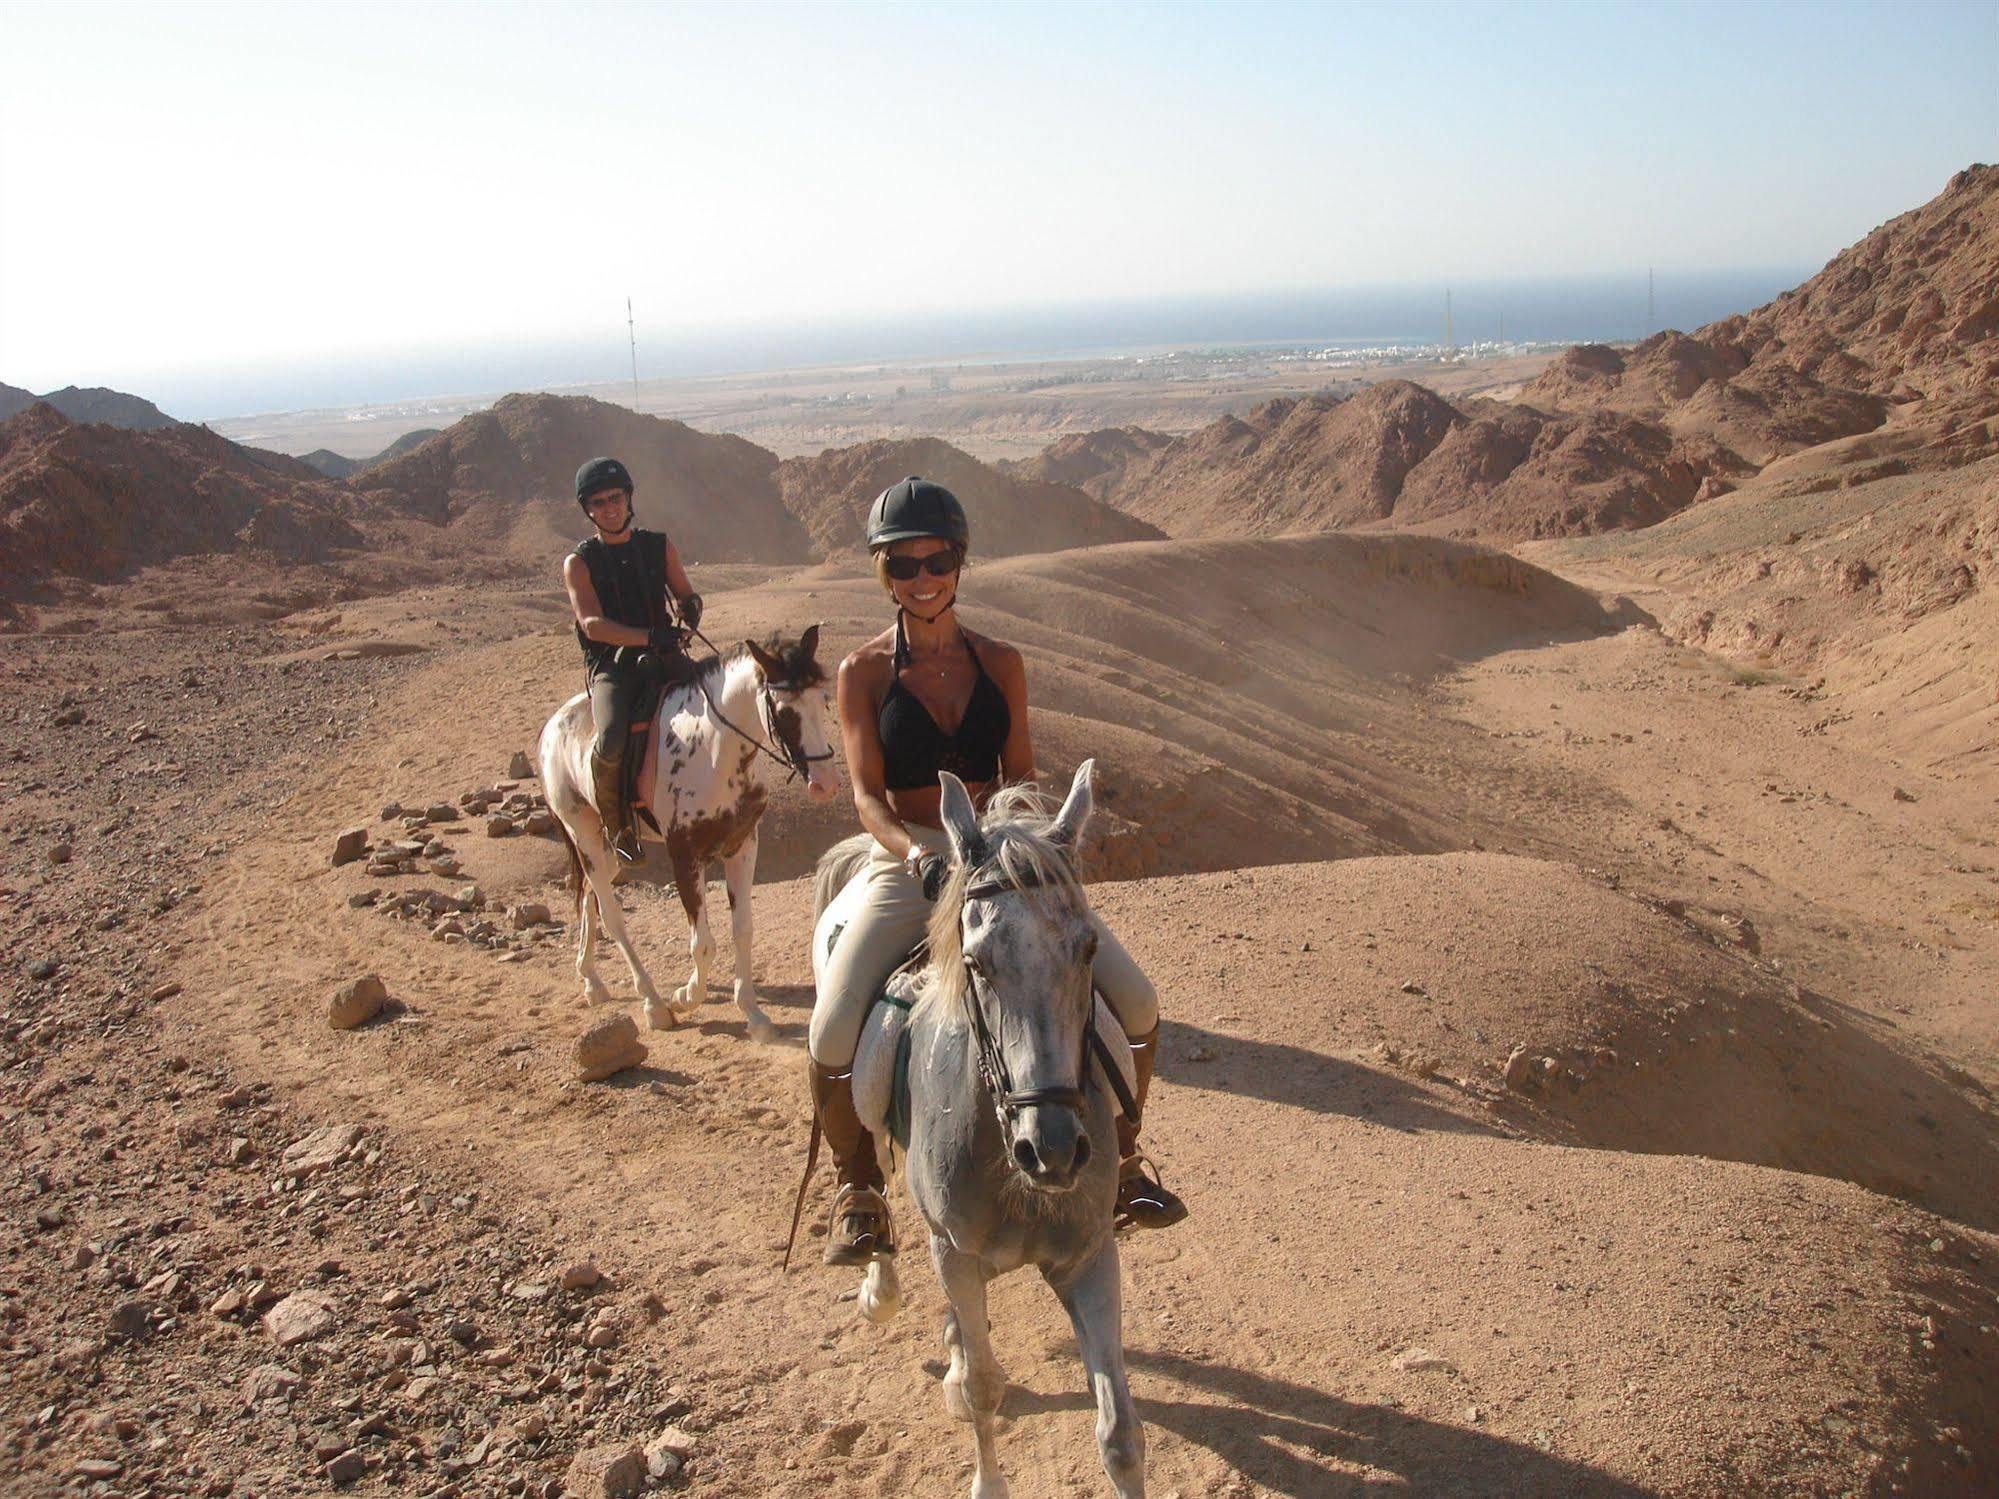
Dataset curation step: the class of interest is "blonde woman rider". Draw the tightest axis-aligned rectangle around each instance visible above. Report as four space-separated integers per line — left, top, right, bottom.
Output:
807 477 1187 1265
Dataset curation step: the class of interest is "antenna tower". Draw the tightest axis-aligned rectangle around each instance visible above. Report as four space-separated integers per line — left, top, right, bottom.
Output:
626 297 639 401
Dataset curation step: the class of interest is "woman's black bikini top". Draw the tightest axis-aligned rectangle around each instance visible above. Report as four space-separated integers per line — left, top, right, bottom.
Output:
878 613 1012 792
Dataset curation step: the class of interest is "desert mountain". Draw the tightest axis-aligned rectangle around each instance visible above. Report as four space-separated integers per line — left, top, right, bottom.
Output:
1092 380 1748 541
998 424 1174 500
353 394 812 563
0 403 366 594
0 381 177 430
773 435 1163 557
300 427 443 481
1523 163 1998 451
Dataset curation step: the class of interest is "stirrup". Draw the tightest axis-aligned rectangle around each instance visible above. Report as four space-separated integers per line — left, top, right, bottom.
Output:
612 827 643 864
824 1182 895 1266
1114 1152 1188 1234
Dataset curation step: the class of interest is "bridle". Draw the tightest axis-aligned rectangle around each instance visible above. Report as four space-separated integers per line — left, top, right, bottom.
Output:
684 622 834 786
958 868 1139 1148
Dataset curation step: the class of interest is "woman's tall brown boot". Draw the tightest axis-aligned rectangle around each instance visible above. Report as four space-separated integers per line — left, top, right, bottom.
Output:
1114 1026 1188 1232
590 749 642 864
809 1059 895 1265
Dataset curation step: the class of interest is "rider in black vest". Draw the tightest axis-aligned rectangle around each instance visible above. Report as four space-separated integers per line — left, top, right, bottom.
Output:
561 456 703 863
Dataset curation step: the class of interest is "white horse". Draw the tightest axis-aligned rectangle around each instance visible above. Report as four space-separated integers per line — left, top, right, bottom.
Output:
540 627 839 1040
811 763 1144 1498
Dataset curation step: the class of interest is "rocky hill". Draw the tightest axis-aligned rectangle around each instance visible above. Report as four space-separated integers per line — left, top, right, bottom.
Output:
0 404 367 595
773 435 1164 557
0 382 177 430
300 428 443 481
353 394 812 563
999 425 1174 500
1523 163 1998 450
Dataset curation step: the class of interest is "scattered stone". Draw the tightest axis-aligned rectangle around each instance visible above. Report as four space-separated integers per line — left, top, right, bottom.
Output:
150 980 183 1001
380 802 405 820
486 814 517 838
509 902 552 930
327 975 389 1030
585 1320 619 1349
561 1261 603 1292
574 1014 647 1083
448 1317 480 1345
324 1448 367 1486
1892 786 1916 803
331 828 369 867
427 856 463 877
50 706 86 727
263 1291 337 1347
507 750 535 779
1504 1046 1534 1092
424 803 458 824
1392 1347 1457 1374
644 1440 684 1481
282 1123 365 1179
1400 979 1426 995
27 958 59 981
811 1421 867 1459
564 1443 647 1499
651 1425 697 1460
74 1458 123 1481
48 842 73 864
106 1300 152 1342
523 809 560 835
243 1364 301 1404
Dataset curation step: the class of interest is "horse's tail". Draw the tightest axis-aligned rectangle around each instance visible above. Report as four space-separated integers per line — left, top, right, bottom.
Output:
813 833 875 920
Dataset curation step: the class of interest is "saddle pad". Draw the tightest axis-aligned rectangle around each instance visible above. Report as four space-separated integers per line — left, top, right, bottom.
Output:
852 983 1137 1150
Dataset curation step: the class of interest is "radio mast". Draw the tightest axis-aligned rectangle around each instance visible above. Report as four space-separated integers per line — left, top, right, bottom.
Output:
626 297 639 401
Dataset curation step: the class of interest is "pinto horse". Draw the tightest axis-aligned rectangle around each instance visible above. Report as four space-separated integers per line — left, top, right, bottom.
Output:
540 627 839 1040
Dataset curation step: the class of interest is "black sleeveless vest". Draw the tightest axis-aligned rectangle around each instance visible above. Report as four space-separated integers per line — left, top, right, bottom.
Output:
572 530 669 675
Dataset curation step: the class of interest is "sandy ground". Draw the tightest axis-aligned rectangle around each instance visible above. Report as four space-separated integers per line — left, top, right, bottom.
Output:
5 529 1994 1499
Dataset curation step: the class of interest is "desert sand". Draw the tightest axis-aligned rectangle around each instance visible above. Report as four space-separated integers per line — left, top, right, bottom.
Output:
2 168 1996 1498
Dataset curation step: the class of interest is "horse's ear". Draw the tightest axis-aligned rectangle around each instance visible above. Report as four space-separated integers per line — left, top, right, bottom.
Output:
938 771 984 866
799 623 821 661
1048 759 1095 848
744 637 778 677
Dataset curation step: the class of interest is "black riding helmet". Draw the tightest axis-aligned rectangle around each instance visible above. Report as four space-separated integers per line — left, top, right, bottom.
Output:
865 476 969 551
574 456 634 512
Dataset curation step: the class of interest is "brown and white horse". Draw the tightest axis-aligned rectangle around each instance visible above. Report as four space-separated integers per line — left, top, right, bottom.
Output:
539 627 839 1041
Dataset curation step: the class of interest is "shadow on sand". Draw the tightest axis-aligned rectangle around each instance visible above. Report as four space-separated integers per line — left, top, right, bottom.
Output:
1159 1018 1503 1138
999 1349 1659 1499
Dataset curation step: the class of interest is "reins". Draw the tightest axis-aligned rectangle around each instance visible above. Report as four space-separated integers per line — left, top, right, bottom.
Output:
682 620 833 785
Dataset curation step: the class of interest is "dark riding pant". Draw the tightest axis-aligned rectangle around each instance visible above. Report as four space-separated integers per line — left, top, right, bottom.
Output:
587 667 643 761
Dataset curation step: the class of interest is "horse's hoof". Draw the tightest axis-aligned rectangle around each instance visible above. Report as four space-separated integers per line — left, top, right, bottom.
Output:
643 1002 678 1031
673 985 706 1010
743 1010 777 1045
857 1260 900 1324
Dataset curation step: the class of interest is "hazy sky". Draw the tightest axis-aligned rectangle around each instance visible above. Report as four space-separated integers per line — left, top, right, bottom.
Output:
2 0 1992 414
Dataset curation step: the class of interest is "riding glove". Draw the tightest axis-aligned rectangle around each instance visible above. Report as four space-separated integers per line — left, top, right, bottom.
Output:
678 592 703 632
647 624 685 654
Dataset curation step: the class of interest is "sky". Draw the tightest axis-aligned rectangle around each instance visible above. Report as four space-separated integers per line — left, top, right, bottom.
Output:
1 0 1993 418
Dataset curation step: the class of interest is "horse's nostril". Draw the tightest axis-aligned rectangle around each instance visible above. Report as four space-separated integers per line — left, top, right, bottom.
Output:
1012 1138 1039 1174
1074 1134 1092 1169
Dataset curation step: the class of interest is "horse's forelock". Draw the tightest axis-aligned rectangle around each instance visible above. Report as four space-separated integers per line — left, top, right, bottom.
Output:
743 630 827 690
922 786 1086 1018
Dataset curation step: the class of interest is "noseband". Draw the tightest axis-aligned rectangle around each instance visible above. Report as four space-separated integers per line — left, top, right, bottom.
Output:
959 869 1138 1145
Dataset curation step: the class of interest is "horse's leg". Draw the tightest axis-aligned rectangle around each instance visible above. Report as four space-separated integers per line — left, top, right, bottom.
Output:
574 835 668 1021
576 878 614 1007
857 1255 901 1324
721 833 773 1042
933 1236 1009 1499
1047 1243 1145 1499
667 843 714 1019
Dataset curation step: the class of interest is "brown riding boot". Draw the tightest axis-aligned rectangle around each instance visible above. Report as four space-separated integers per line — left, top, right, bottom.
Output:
809 1059 895 1265
1114 1026 1189 1232
590 750 642 864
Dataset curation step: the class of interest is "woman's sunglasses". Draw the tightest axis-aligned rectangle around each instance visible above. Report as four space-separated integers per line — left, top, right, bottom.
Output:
884 551 962 582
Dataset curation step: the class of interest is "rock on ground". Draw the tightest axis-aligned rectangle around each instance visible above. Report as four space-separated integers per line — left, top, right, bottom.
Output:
330 827 368 866
564 1443 646 1498
326 974 388 1030
262 1291 337 1347
574 1014 647 1083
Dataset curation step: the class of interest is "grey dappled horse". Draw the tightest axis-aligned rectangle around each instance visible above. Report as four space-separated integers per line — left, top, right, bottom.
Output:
812 762 1143 1499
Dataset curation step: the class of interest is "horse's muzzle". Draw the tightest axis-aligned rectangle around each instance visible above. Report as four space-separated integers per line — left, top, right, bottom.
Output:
1009 1106 1092 1191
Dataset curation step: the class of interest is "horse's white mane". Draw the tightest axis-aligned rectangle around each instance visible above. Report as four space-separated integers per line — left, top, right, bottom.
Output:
922 781 1086 1016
